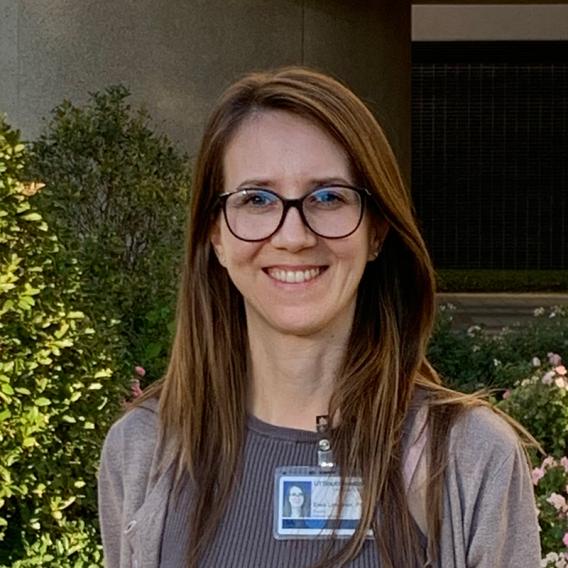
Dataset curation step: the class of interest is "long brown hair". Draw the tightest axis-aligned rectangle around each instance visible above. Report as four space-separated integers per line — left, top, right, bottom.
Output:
135 67 524 567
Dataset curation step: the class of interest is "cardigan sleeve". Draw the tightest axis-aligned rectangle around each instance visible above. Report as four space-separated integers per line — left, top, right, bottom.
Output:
98 421 126 568
442 407 541 568
97 401 159 568
465 440 541 567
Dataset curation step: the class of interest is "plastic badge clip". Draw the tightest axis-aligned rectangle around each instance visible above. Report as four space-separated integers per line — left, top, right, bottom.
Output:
316 415 335 472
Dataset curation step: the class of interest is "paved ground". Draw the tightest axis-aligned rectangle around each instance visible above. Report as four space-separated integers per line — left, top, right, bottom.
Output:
436 293 568 333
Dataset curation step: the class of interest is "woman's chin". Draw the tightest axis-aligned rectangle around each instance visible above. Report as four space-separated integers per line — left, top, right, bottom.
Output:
245 299 357 339
260 312 342 338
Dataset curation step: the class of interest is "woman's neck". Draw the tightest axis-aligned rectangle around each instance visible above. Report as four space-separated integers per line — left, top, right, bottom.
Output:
290 506 303 518
247 315 351 432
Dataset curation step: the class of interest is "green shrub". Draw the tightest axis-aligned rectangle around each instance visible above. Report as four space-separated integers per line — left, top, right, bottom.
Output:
0 116 126 566
26 86 191 380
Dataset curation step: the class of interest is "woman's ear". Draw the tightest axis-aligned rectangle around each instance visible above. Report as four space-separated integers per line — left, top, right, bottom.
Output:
368 221 389 262
210 219 226 267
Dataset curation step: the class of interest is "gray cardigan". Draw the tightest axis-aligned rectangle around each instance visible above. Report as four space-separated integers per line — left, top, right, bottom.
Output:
98 398 541 567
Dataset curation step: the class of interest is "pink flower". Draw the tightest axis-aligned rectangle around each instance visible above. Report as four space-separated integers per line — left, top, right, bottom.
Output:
134 366 146 377
547 492 567 512
131 379 143 399
556 377 568 389
503 389 511 400
561 457 568 473
549 353 563 367
543 371 555 385
557 365 567 376
543 456 557 469
563 532 568 547
532 467 545 485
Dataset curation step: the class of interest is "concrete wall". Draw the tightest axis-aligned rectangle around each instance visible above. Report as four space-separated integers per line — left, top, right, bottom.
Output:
413 4 568 40
0 0 410 172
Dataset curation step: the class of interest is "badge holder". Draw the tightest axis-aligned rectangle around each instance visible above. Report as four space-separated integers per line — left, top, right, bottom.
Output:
273 415 370 540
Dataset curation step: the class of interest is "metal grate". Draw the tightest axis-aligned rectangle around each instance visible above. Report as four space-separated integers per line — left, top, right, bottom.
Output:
412 42 568 270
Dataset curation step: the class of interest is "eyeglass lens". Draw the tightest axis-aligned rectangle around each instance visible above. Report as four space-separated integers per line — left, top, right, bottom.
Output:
224 187 363 241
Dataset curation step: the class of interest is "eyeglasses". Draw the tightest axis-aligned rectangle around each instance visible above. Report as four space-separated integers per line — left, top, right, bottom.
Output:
218 185 371 242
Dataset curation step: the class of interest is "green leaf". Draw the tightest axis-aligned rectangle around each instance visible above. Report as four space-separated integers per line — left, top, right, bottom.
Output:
34 397 51 407
16 201 31 213
21 212 42 221
66 311 85 319
54 322 70 338
69 391 82 402
94 368 112 379
17 295 35 310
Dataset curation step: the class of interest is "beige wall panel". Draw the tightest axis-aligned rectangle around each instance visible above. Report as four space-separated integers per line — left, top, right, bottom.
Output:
304 0 411 176
2 0 303 154
413 5 568 40
0 1 19 119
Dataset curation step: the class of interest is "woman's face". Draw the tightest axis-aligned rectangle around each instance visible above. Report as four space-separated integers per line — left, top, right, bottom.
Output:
288 486 305 508
211 110 384 338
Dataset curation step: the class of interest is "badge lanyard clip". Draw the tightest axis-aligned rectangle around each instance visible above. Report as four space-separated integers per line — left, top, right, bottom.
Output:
316 415 335 472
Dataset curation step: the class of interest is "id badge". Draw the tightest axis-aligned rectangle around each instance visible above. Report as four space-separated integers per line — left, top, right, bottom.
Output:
273 466 372 539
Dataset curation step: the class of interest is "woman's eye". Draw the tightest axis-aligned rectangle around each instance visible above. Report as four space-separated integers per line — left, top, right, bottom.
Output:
309 188 346 207
233 190 278 208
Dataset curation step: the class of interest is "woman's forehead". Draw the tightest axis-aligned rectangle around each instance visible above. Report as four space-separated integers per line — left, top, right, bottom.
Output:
222 110 352 191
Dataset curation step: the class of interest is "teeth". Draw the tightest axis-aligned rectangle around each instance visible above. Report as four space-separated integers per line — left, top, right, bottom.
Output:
268 268 322 283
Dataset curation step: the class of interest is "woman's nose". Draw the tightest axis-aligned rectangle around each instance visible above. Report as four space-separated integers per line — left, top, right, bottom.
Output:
270 206 317 251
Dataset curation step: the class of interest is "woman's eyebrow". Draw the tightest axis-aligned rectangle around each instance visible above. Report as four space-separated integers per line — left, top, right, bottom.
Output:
235 176 353 189
309 176 353 187
236 178 274 189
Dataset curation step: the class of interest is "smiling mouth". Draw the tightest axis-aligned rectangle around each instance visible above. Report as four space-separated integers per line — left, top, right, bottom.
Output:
265 266 327 283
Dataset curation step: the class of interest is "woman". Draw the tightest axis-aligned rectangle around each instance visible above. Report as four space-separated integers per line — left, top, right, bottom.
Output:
98 67 540 567
284 485 309 519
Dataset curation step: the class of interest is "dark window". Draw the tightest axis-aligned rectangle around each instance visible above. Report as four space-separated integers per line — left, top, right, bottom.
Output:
412 41 568 270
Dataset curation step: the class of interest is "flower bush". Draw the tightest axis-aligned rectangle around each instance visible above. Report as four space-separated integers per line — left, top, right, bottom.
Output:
429 304 568 393
533 456 568 567
498 353 568 458
494 353 568 566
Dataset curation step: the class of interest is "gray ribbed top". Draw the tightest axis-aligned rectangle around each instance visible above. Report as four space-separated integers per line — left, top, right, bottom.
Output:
159 415 383 567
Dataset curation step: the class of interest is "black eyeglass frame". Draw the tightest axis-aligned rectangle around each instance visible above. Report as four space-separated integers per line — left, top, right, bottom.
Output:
217 185 372 242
